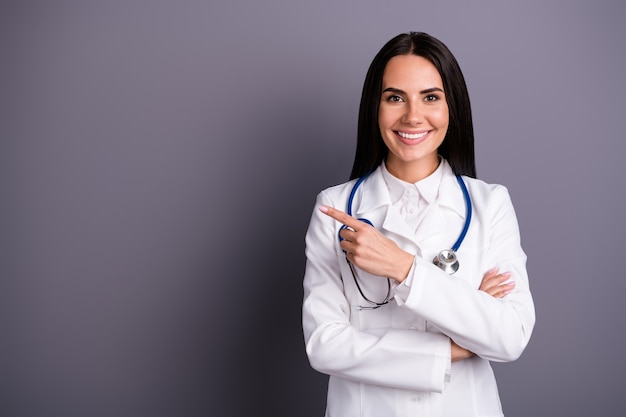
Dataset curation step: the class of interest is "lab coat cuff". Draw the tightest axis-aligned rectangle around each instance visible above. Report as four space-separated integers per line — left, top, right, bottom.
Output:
444 349 452 382
430 338 453 388
393 257 428 307
392 258 414 305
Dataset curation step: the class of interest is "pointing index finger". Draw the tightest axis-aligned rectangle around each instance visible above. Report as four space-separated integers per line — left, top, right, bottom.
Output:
319 205 362 229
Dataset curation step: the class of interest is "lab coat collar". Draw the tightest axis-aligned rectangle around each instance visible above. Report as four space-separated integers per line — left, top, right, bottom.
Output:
436 161 468 218
352 159 468 250
380 159 444 206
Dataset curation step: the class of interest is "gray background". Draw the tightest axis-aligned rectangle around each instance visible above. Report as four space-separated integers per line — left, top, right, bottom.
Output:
2 0 625 416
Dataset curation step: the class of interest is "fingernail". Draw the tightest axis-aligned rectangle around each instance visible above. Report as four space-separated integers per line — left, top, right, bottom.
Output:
502 272 512 277
487 267 498 273
319 206 329 213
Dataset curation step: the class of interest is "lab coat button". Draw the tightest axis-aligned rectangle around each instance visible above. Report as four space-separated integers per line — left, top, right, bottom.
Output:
410 394 422 403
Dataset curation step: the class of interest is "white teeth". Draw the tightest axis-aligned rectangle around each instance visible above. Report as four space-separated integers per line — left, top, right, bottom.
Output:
398 131 427 140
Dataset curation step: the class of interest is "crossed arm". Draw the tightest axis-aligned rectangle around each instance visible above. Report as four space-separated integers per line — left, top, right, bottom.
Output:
318 204 515 362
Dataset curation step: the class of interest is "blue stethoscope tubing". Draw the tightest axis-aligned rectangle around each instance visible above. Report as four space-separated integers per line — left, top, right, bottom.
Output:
340 171 473 274
451 174 472 252
346 175 374 226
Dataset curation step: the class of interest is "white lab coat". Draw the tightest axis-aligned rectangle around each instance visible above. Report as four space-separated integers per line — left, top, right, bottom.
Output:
302 160 535 417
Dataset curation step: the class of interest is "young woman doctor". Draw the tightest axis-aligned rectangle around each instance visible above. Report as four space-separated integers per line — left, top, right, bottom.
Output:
302 32 535 417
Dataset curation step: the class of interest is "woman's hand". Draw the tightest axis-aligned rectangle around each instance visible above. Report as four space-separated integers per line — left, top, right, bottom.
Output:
479 268 515 298
319 205 414 282
451 341 474 362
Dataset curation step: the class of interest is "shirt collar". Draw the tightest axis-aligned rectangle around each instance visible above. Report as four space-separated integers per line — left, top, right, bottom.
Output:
381 158 444 205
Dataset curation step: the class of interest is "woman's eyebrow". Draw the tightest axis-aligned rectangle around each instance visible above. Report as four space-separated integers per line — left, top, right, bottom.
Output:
382 87 444 95
420 87 444 94
382 87 406 95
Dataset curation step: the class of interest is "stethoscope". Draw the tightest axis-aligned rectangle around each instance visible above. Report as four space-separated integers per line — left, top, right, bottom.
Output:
338 172 472 309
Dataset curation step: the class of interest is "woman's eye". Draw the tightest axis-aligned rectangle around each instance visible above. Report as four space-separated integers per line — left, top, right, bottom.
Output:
387 95 403 102
424 94 440 102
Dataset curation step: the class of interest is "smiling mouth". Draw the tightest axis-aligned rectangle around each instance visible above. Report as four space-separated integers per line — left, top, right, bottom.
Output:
397 131 428 140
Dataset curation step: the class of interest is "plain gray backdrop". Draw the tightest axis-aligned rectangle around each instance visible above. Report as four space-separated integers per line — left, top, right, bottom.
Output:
3 0 625 416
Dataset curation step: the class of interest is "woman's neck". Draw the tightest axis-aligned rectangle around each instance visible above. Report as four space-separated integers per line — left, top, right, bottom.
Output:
384 156 440 183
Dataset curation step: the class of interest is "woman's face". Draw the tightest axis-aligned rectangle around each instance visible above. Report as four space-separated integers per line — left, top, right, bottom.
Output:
378 54 449 182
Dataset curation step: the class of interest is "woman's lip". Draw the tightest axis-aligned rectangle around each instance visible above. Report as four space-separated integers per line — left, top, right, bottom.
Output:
396 130 429 139
394 130 431 144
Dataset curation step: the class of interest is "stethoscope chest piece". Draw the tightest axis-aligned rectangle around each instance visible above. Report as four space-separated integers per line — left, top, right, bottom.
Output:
433 249 459 274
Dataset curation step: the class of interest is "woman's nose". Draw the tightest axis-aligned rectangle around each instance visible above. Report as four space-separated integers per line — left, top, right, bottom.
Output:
401 104 423 125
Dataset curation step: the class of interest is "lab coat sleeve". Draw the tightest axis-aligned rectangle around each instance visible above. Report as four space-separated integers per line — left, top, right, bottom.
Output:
395 185 535 362
302 190 451 393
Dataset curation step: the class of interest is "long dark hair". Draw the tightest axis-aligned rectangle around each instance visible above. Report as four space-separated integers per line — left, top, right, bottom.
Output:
350 32 476 179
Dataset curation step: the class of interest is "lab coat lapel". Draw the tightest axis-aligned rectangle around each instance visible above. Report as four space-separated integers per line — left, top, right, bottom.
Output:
436 163 467 219
414 163 468 250
352 168 418 251
351 167 423 254
411 202 445 249
351 162 467 254
381 206 418 248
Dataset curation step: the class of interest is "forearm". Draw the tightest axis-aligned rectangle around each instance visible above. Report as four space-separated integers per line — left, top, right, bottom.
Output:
304 316 451 392
396 257 535 362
